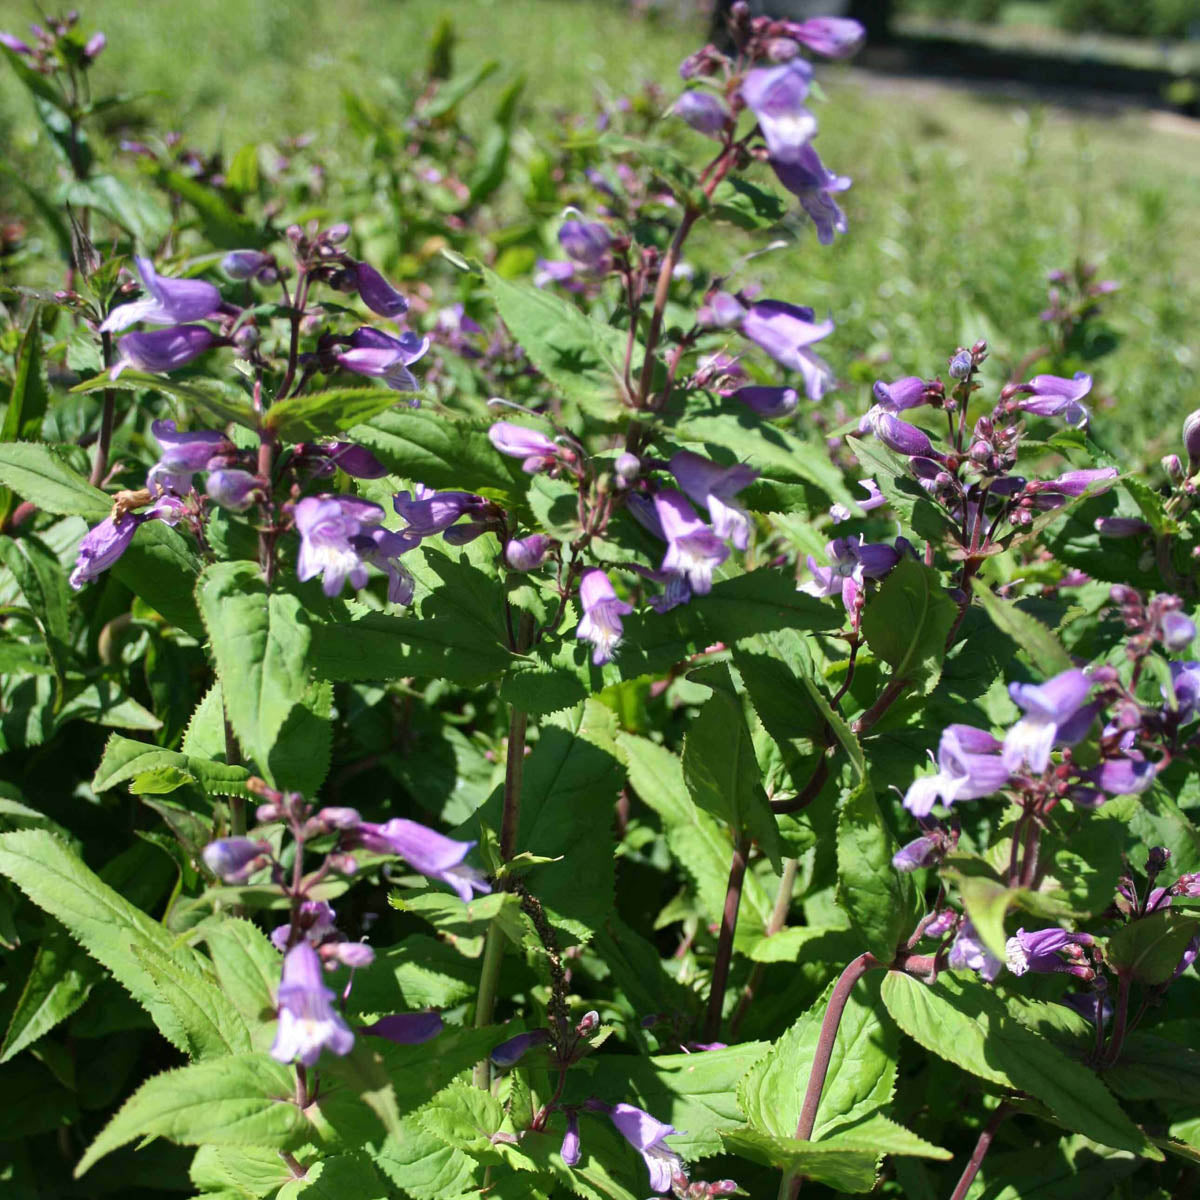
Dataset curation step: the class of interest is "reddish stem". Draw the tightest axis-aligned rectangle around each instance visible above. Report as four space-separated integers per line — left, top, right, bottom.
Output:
948 1102 1011 1200
704 837 749 1042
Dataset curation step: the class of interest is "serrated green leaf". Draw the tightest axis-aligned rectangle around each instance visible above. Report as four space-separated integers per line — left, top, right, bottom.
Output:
266 387 405 441
861 559 956 697
972 585 1073 675
1106 911 1200 985
93 732 253 799
0 442 109 517
72 369 258 428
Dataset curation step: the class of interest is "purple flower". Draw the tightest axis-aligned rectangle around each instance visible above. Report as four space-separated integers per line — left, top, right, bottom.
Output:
202 837 268 883
697 291 746 329
353 262 409 318
359 528 418 605
534 259 580 290
362 1012 444 1044
355 818 489 902
560 1111 582 1166
863 406 935 457
1003 669 1093 773
1160 610 1196 653
669 451 759 551
82 31 106 61
596 1102 684 1194
781 17 866 58
490 1028 550 1067
1042 467 1118 497
576 569 633 666
558 220 611 271
1005 927 1093 978
903 725 1009 818
0 32 33 55
740 61 816 164
729 385 799 419
1089 756 1155 796
948 919 1002 982
892 835 938 873
1168 661 1200 718
654 490 729 595
1095 517 1152 538
336 327 429 392
306 441 388 480
673 90 731 139
871 376 927 416
221 250 274 281
1017 372 1092 428
801 535 900 608
270 942 355 1066
270 900 338 952
505 534 554 572
294 494 388 596
394 486 488 537
488 421 560 473
203 469 259 512
112 325 218 378
147 418 232 496
100 257 221 333
70 495 185 590
740 300 835 400
769 144 851 244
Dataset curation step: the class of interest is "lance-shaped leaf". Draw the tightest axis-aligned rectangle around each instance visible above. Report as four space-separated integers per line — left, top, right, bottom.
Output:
2 306 49 443
93 731 253 799
682 664 781 870
0 442 109 518
266 387 408 442
73 369 258 429
1107 911 1200 985
195 561 314 780
972 585 1073 676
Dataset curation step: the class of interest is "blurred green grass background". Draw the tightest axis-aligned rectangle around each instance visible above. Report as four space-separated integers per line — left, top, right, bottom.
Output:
0 0 1196 462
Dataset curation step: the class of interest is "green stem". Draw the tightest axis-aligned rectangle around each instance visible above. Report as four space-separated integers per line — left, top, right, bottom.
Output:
471 921 507 1089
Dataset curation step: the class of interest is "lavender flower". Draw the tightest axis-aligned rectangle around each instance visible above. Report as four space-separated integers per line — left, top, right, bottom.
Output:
592 1102 684 1194
1005 927 1094 978
782 17 866 58
221 250 275 281
100 256 221 333
948 919 1002 982
505 534 553 572
1003 669 1093 773
490 1028 550 1067
112 325 218 378
730 385 799 419
1160 610 1196 653
903 725 1009 817
0 32 33 55
1017 372 1092 428
488 421 560 473
740 300 835 400
669 451 759 551
1089 755 1155 796
293 495 382 596
697 291 746 329
576 569 633 665
336 327 429 392
863 406 935 457
394 486 487 537
270 900 337 952
801 535 900 609
353 262 409 318
304 441 388 480
147 419 232 496
202 837 268 883
355 818 489 902
740 60 816 164
205 469 260 512
1095 517 1151 538
871 376 927 415
558 220 611 270
1168 661 1200 718
70 495 185 590
270 942 355 1066
769 143 851 244
654 490 729 595
362 1012 444 1044
892 835 938 873
673 90 731 139
561 1111 582 1166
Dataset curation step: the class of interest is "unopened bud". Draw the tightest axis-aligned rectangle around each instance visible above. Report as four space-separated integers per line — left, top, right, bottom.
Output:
1184 410 1200 468
576 1010 600 1035
614 452 641 482
948 349 972 379
326 222 351 244
246 776 282 800
1163 453 1184 484
254 802 281 823
328 853 358 875
1146 846 1171 877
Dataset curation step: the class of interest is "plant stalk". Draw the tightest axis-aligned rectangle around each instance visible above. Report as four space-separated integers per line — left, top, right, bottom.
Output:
704 836 749 1042
948 1102 1011 1200
731 858 797 1036
89 331 115 487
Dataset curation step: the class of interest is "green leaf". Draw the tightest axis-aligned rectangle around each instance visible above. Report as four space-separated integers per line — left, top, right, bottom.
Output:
682 664 780 868
881 972 1158 1157
0 829 247 1059
719 1127 877 1193
266 388 405 442
861 559 957 697
1103 1033 1200 1104
200 918 281 1044
942 854 1016 961
972 585 1073 675
73 370 258 429
112 519 206 638
149 166 263 248
93 732 253 799
374 1112 478 1199
76 1053 307 1177
740 973 898 1141
1106 911 1200 985
709 177 785 229
195 562 314 779
418 1079 505 1157
2 306 49 442
421 59 500 119
277 1155 390 1200
0 442 109 518
190 1144 294 1198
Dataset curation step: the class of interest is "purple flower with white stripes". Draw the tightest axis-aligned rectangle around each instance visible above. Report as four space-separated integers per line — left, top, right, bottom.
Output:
354 818 489 902
740 300 835 401
903 725 1009 818
769 143 851 244
740 60 816 165
654 490 729 595
669 451 759 551
336 327 429 392
70 495 186 590
112 325 218 378
1005 927 1094 978
1016 372 1092 428
1002 669 1093 773
576 569 633 665
270 942 355 1066
100 256 221 333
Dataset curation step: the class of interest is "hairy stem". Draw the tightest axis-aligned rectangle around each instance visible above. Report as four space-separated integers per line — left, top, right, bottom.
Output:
704 837 749 1042
471 922 507 1089
948 1102 1011 1200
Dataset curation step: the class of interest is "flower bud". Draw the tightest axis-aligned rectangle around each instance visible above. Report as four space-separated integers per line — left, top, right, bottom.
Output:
326 942 375 969
317 806 362 829
255 803 281 822
205 469 261 512
326 222 351 244
576 1010 601 1036
892 835 938 873
614 452 641 483
1163 453 1184 484
1146 846 1171 877
505 534 553 572
201 837 267 883
948 349 973 379
1095 517 1151 538
222 249 273 280
1184 410 1200 468
558 220 611 270
490 1028 550 1067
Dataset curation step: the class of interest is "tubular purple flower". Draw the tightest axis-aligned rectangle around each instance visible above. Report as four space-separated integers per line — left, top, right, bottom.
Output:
1160 610 1196 652
488 421 560 472
148 418 232 495
1168 661 1200 718
673 90 731 139
270 942 355 1066
604 1102 684 1194
903 725 1009 818
697 290 746 329
356 818 489 902
865 407 935 457
202 837 268 883
1017 372 1092 427
730 385 799 419
1003 669 1093 773
1090 756 1155 796
294 495 386 596
0 32 33 55
336 327 429 392
558 220 611 270
892 835 938 873
1005 927 1093 977
561 1111 582 1166
1041 467 1118 498
782 16 866 57
669 451 759 551
311 441 388 479
490 1028 550 1067
801 535 900 610
70 495 185 590
270 900 337 952
394 487 488 537
948 920 1002 982
101 257 221 333
534 259 579 290
505 534 554 572
740 301 834 398
362 1012 444 1045
739 60 816 164
647 573 693 613
770 143 851 244
112 325 218 378
442 521 492 546
654 490 729 595
205 469 260 512
83 31 106 60
872 376 927 414
355 528 417 605
1095 516 1152 538
221 250 274 281
353 261 409 318
577 569 633 666
328 942 375 969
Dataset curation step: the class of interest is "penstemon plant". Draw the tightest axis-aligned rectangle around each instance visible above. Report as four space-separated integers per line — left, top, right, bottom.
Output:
0 4 1198 1199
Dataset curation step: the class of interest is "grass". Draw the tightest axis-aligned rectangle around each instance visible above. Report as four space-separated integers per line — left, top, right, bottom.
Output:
0 0 1196 462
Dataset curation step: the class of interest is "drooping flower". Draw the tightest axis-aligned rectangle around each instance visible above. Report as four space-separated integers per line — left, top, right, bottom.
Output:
769 143 851 244
335 327 429 392
1168 661 1200 718
560 1111 581 1166
394 486 488 537
668 451 759 551
1016 372 1092 428
862 406 936 458
1160 610 1196 653
801 535 900 609
353 262 409 318
871 375 927 416
697 291 746 329
576 569 633 666
1002 669 1093 773
1005 927 1094 978
361 528 419 605
70 495 186 590
303 441 388 480
903 725 1009 818
100 256 221 333
590 1101 685 1194
205 469 261 512
1088 755 1155 797
892 835 938 873
354 818 489 902
654 490 729 595
488 421 561 473
740 60 816 165
739 300 835 401
111 325 218 378
362 1012 444 1045
270 942 355 1066
490 1028 550 1067
784 16 865 57
146 418 233 496
730 385 799 419
673 90 731 139
221 249 275 281
202 837 269 883
948 920 1002 982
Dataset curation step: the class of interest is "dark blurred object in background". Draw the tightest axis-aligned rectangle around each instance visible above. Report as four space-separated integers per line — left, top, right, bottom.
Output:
709 0 895 44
